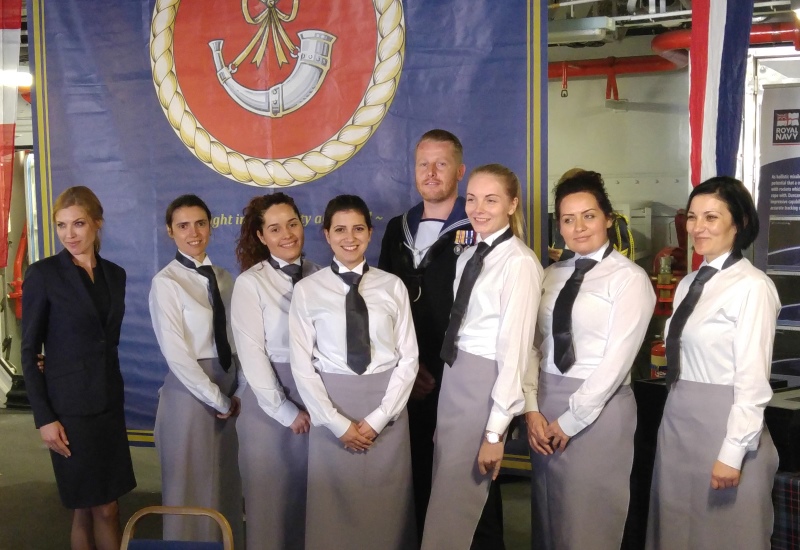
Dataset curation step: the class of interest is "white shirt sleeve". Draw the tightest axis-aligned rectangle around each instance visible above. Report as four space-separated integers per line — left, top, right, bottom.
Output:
719 277 779 469
231 274 299 427
523 346 543 413
557 270 655 436
149 275 231 414
364 280 419 433
289 282 352 438
487 254 542 434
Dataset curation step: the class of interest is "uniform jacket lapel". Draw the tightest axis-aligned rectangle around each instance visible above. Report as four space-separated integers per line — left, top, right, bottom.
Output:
98 254 124 330
56 248 107 332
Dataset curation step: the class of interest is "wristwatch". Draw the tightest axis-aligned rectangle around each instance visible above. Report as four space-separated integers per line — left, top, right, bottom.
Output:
485 431 501 444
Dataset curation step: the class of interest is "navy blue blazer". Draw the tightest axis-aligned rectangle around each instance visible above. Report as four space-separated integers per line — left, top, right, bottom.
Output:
21 248 126 428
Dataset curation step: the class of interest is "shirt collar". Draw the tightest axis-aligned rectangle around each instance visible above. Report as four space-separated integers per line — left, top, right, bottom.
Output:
703 251 731 270
178 250 212 267
270 256 301 268
333 257 365 275
477 225 511 246
575 241 611 262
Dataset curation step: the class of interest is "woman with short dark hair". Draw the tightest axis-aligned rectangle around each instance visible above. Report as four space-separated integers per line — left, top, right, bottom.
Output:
646 176 780 550
289 194 418 549
524 171 654 549
231 192 319 550
149 194 244 546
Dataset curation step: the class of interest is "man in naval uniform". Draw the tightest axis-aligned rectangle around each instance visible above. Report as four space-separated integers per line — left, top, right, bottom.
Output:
379 129 504 549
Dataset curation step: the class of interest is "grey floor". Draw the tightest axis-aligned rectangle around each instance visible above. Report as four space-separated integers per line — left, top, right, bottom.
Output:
0 408 532 549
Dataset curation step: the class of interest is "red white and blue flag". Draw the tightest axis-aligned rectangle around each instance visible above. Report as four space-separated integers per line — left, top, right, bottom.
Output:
689 0 754 187
0 0 21 267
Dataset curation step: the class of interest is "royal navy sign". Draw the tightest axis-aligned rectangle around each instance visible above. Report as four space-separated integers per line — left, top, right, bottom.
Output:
773 109 800 145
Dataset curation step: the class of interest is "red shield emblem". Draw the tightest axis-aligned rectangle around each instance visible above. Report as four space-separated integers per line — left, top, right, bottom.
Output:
151 0 405 186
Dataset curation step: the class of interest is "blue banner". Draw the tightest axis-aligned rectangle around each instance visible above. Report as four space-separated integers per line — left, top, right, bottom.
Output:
28 0 548 435
758 84 800 376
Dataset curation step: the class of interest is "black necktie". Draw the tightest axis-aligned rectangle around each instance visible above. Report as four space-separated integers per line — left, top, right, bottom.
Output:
331 261 371 374
664 254 741 387
174 252 232 372
268 257 303 286
551 245 612 373
440 228 514 366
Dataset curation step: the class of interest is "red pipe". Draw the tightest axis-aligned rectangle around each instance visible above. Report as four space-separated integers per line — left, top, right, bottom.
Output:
548 21 800 81
547 55 677 79
8 223 27 320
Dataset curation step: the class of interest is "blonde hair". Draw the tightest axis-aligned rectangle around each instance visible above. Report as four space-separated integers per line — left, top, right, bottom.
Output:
52 186 104 253
469 164 525 237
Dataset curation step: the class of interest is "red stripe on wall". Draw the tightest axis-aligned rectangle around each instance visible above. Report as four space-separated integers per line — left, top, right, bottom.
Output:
0 122 15 266
689 0 711 188
0 0 21 30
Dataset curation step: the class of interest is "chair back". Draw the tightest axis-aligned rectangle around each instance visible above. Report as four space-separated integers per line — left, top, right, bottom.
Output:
120 505 233 550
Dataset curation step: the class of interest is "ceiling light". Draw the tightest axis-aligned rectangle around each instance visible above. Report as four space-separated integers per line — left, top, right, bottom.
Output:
0 70 32 88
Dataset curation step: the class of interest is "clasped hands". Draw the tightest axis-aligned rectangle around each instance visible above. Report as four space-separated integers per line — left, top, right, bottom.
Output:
339 420 378 452
526 411 741 490
525 411 570 455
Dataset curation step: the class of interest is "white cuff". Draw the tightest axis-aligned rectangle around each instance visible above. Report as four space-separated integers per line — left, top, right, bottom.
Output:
364 409 391 435
272 399 301 428
556 410 586 438
717 440 748 470
486 410 513 435
326 412 353 439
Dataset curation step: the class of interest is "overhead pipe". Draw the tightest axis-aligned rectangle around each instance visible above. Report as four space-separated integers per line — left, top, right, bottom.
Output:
549 21 800 98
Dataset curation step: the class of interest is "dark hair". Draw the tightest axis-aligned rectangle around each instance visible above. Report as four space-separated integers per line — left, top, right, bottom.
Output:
554 171 614 220
687 176 759 252
53 186 104 253
235 193 303 271
416 129 464 163
165 194 212 226
557 167 586 185
468 164 525 238
322 195 372 231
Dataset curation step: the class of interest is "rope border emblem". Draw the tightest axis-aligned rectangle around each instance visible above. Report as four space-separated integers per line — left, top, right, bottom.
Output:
150 0 405 187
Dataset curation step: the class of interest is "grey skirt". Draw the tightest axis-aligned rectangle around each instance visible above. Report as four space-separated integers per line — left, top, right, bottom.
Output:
154 358 243 547
422 351 498 550
305 368 416 550
646 379 778 550
530 372 636 550
237 361 307 550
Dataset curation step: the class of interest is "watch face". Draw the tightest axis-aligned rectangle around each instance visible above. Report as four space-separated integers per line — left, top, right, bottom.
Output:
486 432 500 444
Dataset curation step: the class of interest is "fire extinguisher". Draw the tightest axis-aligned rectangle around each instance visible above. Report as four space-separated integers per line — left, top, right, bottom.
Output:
650 340 667 379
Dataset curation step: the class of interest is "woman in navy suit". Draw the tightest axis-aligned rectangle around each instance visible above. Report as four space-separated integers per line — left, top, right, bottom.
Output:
22 186 136 550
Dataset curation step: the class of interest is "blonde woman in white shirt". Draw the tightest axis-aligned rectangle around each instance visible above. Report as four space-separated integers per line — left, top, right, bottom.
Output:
524 171 655 550
231 193 319 550
646 177 780 550
149 194 244 546
289 194 418 550
422 164 543 550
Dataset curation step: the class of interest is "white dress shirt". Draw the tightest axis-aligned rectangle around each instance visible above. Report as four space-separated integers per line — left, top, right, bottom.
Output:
411 219 444 267
522 243 656 437
289 259 419 438
231 258 320 427
149 252 244 414
453 225 544 435
666 252 781 469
